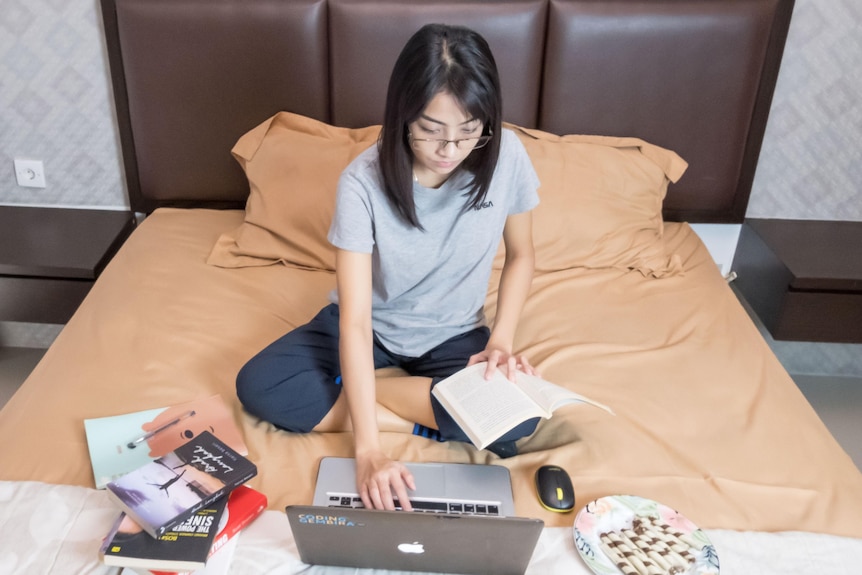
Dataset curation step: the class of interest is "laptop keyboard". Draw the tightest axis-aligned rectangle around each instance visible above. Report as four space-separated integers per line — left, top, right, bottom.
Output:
327 494 502 515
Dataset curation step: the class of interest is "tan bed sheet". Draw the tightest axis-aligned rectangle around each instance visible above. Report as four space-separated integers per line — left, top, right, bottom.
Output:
1 208 860 538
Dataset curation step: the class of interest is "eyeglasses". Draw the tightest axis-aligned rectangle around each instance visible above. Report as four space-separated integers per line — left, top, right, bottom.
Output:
408 131 493 151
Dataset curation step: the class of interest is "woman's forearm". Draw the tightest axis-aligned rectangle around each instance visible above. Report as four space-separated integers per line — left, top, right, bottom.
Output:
339 321 381 453
489 246 535 352
335 248 381 454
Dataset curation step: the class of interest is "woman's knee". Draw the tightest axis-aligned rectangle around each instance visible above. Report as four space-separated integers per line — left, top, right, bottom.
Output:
236 357 340 433
235 359 266 407
235 357 281 421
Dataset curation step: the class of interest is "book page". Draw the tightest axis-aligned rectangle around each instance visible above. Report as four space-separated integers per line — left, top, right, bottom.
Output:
432 364 548 448
513 371 610 412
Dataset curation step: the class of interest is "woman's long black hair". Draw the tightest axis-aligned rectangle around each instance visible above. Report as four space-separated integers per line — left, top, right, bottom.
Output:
378 23 503 230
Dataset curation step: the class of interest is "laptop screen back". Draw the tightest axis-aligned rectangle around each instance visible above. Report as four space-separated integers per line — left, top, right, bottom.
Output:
286 505 543 575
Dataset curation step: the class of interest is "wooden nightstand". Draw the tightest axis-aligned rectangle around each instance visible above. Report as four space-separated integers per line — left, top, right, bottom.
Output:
0 206 136 324
732 218 862 343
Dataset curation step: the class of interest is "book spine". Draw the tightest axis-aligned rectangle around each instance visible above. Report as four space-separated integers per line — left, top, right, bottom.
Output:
99 513 125 557
148 488 267 575
104 489 158 539
209 494 266 556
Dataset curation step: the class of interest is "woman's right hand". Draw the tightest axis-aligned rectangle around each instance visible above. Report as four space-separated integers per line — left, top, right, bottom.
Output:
356 450 416 511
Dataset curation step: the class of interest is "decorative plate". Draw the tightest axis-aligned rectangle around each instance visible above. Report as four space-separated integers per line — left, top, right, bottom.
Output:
573 495 719 575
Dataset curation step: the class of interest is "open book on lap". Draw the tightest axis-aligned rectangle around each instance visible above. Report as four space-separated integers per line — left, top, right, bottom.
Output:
432 362 613 450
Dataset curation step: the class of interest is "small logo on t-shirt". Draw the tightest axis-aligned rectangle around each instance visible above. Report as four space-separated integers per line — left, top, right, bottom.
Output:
472 200 494 211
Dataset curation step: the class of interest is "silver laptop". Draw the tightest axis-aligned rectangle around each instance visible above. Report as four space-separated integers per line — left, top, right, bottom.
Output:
286 505 544 574
312 456 516 516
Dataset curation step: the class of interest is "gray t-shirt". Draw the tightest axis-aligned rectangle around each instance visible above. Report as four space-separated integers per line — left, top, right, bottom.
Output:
327 128 540 357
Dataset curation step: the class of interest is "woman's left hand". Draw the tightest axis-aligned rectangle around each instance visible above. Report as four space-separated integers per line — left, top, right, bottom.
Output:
468 348 538 381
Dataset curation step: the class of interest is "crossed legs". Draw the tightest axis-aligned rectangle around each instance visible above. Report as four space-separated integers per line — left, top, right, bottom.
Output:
236 303 538 448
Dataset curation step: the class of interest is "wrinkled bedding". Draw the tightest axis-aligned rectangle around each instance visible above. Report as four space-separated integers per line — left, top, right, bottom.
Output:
0 208 860 552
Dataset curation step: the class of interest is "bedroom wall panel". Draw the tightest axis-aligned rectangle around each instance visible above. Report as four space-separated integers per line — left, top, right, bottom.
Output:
747 0 862 220
0 0 859 219
543 0 790 224
107 0 329 212
0 0 126 208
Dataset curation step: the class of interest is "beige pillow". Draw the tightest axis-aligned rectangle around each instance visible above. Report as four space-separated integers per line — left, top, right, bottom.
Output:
209 113 686 278
498 124 688 277
207 112 381 270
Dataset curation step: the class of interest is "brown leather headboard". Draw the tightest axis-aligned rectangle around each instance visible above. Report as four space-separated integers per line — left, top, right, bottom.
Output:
101 0 794 222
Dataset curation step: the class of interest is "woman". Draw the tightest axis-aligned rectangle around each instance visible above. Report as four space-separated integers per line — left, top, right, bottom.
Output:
237 23 541 510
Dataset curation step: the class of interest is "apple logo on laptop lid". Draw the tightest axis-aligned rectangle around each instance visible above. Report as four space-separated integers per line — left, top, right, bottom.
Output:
397 541 425 554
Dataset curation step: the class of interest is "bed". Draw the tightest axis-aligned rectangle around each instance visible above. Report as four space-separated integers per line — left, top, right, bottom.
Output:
2 0 862 573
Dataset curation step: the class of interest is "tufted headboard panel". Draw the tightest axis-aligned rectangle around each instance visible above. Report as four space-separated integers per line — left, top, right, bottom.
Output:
542 0 793 222
101 0 793 221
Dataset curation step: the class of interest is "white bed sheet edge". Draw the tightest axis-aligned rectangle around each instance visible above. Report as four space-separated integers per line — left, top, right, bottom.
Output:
1 481 860 574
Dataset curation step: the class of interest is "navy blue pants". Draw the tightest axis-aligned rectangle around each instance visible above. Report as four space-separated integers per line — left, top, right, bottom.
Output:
236 304 538 446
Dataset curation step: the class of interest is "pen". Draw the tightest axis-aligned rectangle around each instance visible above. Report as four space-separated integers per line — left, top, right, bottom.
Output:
127 410 196 449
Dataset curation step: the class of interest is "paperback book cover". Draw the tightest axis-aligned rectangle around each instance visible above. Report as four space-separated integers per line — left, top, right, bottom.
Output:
85 394 248 489
106 431 257 538
102 485 266 573
101 497 228 571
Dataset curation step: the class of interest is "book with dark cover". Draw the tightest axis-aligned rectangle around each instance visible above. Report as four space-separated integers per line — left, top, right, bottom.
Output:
106 431 257 538
100 498 228 571
102 485 267 573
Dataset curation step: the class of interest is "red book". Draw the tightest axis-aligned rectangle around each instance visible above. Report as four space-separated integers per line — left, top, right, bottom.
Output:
120 486 268 575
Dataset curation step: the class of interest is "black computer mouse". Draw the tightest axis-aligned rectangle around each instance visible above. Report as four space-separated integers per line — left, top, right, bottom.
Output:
535 465 575 512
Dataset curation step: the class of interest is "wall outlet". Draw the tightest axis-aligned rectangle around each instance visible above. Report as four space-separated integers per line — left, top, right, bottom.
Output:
14 158 46 188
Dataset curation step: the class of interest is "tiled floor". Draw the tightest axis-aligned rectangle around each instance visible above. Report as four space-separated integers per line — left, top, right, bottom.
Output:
0 347 45 408
793 374 862 472
1 345 860 472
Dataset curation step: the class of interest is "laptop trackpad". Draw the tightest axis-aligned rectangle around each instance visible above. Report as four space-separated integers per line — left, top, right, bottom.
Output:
406 463 447 497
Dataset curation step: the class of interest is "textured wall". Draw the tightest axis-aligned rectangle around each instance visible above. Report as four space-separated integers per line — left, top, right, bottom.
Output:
1 0 860 217
748 0 862 221
0 0 125 207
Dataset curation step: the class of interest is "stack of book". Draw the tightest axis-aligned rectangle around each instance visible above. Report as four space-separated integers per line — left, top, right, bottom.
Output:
102 484 266 575
88 396 265 574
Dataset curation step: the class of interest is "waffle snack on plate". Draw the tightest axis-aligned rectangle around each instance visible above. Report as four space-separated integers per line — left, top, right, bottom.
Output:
574 495 720 575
